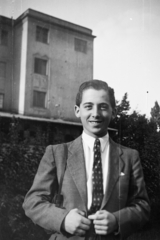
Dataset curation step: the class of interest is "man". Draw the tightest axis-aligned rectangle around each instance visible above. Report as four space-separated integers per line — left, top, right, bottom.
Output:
23 80 150 240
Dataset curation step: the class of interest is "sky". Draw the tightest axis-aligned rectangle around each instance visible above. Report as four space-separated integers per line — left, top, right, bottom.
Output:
1 0 160 117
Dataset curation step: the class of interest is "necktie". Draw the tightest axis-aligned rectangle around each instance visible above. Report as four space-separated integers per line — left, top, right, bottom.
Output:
90 138 104 213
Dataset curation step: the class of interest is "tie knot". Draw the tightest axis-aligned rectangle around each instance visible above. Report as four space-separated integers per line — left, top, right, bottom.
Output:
95 138 100 144
94 138 100 146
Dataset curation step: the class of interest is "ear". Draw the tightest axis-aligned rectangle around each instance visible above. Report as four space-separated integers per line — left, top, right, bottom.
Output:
74 105 80 118
111 108 116 119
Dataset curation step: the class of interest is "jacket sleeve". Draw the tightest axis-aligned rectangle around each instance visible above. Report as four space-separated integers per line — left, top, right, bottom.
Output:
113 150 150 239
22 145 69 233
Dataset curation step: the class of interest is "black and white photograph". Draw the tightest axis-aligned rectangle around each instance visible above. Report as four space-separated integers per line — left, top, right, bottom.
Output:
0 1 160 239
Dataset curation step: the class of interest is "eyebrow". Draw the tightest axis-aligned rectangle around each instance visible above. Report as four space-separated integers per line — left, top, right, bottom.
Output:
82 102 94 106
83 102 93 105
100 103 109 106
83 102 109 106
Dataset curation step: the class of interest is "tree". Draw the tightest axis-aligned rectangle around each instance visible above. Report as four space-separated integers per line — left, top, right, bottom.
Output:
150 101 160 129
111 95 160 236
116 93 130 116
110 92 130 142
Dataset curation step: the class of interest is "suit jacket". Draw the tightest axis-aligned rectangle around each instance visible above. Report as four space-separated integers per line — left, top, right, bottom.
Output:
23 136 150 240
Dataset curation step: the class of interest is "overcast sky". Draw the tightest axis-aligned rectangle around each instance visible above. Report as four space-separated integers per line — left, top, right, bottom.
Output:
1 0 160 117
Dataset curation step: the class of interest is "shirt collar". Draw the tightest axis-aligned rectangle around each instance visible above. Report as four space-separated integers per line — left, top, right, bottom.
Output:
82 131 109 152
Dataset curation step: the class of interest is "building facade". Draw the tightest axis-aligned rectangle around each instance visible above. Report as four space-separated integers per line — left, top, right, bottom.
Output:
0 9 95 123
0 17 13 112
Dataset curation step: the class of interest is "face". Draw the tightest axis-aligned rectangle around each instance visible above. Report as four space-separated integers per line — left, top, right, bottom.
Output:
75 88 115 138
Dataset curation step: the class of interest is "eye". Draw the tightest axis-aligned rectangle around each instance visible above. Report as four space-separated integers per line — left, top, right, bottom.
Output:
100 104 108 110
84 104 92 110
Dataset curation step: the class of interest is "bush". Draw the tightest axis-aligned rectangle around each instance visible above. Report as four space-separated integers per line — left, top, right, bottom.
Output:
0 118 48 240
0 188 48 240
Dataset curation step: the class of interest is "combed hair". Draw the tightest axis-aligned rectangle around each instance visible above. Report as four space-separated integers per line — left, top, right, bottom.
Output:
76 79 116 109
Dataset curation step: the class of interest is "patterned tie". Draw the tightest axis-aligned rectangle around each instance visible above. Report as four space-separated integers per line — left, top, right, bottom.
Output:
90 138 104 213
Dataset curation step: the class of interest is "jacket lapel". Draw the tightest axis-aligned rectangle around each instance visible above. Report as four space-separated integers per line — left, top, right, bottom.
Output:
67 136 88 211
101 138 124 209
66 136 124 211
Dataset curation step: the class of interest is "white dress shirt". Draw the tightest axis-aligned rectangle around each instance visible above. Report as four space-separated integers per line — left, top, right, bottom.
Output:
82 131 110 210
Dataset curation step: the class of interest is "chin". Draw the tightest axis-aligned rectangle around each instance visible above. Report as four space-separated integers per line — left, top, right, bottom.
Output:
91 131 104 138
94 129 108 137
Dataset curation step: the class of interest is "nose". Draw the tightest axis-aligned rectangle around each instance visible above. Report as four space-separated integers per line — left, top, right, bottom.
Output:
92 106 100 117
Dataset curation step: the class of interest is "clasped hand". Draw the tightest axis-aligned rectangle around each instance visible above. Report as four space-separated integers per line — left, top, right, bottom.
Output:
63 208 91 236
88 210 118 235
63 208 118 236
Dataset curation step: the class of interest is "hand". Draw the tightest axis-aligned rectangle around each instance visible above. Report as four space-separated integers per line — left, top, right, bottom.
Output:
88 210 118 235
63 208 91 236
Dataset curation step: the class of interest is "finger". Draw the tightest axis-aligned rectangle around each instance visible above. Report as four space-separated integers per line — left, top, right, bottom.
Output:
94 224 108 231
88 214 97 220
94 218 108 225
75 229 86 236
98 210 107 214
80 222 91 231
78 210 85 216
93 210 108 220
88 211 104 220
91 214 103 220
95 229 107 235
82 216 91 226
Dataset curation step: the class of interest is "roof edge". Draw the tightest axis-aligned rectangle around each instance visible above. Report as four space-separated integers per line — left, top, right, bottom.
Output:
15 8 96 38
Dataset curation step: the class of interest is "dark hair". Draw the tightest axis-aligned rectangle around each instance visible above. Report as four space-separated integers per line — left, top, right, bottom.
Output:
76 79 116 109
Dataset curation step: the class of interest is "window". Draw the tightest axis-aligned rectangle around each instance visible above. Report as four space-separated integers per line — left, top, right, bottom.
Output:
36 26 49 44
0 94 4 109
0 30 8 46
0 62 6 78
74 38 87 53
34 58 47 75
33 90 46 108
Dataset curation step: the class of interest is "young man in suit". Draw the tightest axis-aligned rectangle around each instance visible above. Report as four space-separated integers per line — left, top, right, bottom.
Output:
23 80 150 240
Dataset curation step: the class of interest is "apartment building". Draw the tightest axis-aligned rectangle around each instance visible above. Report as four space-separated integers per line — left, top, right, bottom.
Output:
0 9 95 123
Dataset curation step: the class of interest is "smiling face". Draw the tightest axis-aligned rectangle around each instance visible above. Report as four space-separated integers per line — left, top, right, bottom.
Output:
75 88 115 138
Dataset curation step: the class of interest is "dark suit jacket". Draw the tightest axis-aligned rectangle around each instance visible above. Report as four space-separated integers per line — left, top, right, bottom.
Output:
23 136 150 240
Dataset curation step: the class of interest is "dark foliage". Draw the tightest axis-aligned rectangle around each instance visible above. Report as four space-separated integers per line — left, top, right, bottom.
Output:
111 94 160 238
0 118 48 240
0 94 160 239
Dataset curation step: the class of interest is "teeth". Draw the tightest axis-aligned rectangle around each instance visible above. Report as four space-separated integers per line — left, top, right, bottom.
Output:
90 121 101 123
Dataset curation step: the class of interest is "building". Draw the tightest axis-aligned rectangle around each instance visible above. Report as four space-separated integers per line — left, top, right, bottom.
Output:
0 17 13 112
0 9 95 123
